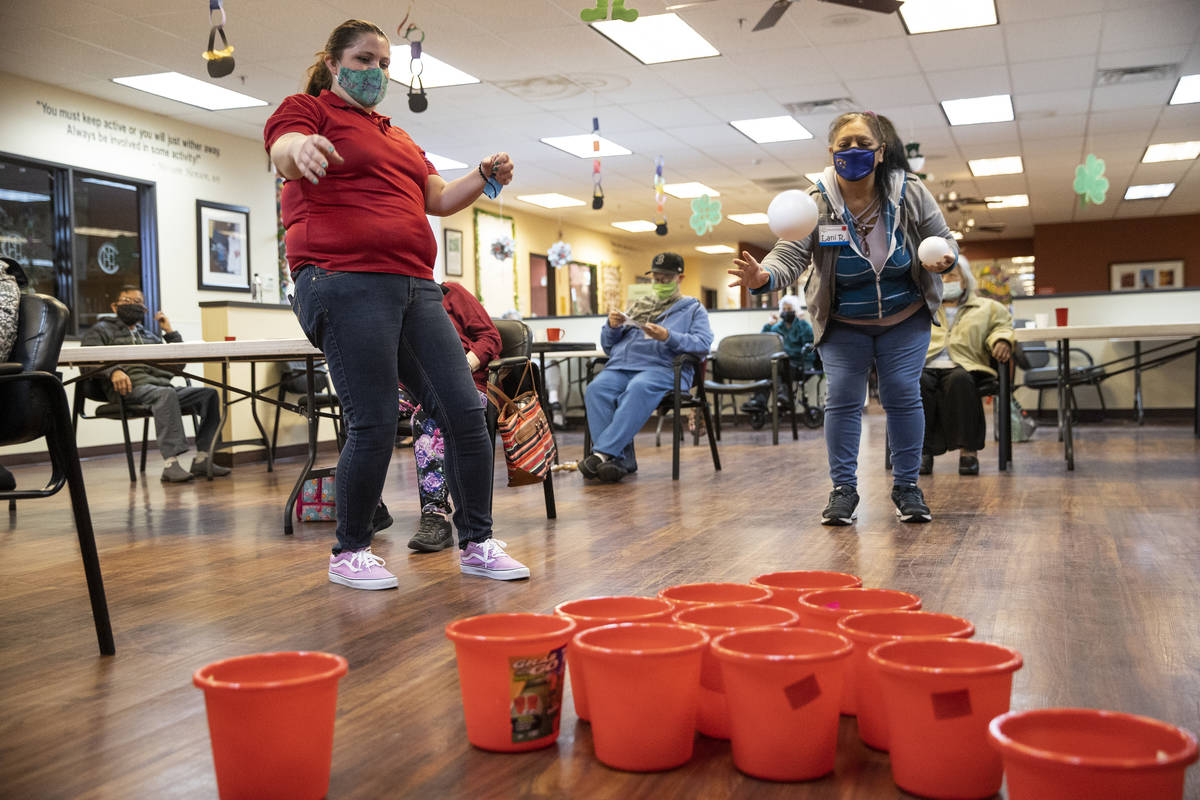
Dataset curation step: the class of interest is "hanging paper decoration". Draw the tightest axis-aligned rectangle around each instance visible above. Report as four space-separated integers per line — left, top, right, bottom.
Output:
490 235 515 262
202 0 236 78
580 0 638 22
653 156 668 236
1073 153 1108 206
976 261 1012 306
591 116 604 210
548 240 573 268
689 194 722 236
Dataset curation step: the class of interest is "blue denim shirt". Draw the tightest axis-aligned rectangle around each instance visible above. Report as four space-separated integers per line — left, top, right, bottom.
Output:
600 296 713 384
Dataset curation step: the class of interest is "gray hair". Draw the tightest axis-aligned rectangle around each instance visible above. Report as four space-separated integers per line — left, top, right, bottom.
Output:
779 293 803 314
956 255 976 297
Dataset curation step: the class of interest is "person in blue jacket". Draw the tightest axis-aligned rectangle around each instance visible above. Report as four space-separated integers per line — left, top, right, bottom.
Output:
582 252 713 483
743 293 815 413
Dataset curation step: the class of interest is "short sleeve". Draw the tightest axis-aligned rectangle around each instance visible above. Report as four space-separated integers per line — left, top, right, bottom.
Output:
264 93 323 153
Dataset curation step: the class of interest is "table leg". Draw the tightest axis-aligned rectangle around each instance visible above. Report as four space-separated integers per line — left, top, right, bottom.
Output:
248 362 274 472
997 359 1011 472
537 351 561 464
1056 341 1066 443
1134 341 1144 425
1063 339 1074 470
1194 342 1199 438
283 355 320 535
210 362 229 481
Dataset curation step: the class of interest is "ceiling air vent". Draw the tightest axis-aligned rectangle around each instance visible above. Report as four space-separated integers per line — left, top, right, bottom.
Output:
783 97 857 115
1095 64 1177 87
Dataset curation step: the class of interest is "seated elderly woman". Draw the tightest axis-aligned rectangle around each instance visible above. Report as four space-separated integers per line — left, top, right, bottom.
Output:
582 252 713 483
921 258 1013 475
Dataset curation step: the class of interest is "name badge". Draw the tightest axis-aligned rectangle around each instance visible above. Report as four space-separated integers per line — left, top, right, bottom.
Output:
818 220 849 246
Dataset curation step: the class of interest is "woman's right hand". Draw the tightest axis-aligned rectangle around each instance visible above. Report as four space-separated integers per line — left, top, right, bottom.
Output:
607 311 624 328
288 134 344 184
728 251 770 289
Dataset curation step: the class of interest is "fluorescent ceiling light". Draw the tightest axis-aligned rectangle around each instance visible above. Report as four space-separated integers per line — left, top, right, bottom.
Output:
80 177 136 190
0 189 51 203
395 52 479 88
425 152 469 171
591 13 719 65
540 134 633 158
696 244 736 254
74 226 137 238
516 193 586 209
729 116 813 144
1011 255 1035 264
985 194 1029 209
611 220 657 232
968 156 1023 176
729 213 770 225
1142 141 1200 163
1124 183 1175 200
663 182 718 199
951 230 964 240
941 94 1013 126
1169 74 1200 105
900 0 997 34
112 72 267 110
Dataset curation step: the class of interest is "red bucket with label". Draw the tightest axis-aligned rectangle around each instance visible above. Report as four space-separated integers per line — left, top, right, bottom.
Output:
658 582 774 609
445 613 577 752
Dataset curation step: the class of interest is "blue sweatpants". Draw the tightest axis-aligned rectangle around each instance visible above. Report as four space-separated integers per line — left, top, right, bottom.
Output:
584 367 676 470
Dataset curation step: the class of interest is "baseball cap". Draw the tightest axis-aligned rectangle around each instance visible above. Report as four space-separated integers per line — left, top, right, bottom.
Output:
645 252 684 276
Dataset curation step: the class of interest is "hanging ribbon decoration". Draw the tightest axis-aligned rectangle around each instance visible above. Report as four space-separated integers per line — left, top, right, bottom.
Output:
202 0 236 78
654 156 668 236
591 116 604 210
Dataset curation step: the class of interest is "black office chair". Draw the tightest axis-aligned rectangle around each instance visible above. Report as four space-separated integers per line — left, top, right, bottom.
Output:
270 361 342 459
0 293 114 655
705 333 798 445
1019 340 1107 421
487 319 556 519
791 344 825 429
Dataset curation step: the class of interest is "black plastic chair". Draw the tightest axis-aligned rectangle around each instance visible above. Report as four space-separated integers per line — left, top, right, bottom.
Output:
270 361 341 459
1019 340 1107 420
1 293 114 655
487 319 556 519
705 333 798 445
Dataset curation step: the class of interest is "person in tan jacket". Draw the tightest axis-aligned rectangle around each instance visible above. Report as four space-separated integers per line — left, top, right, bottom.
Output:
921 258 1013 475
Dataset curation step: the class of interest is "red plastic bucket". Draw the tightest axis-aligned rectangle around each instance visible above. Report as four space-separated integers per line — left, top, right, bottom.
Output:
989 708 1199 800
672 603 801 739
796 588 922 715
573 623 710 771
445 613 577 752
193 651 348 800
870 638 1023 799
712 627 853 781
836 610 975 750
750 570 862 607
554 596 675 721
658 582 774 609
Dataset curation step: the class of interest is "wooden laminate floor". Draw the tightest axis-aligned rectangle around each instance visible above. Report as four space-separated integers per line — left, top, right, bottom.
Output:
2 413 1198 799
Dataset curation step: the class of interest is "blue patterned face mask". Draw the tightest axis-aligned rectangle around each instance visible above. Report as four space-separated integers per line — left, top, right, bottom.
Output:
833 147 877 182
337 66 388 108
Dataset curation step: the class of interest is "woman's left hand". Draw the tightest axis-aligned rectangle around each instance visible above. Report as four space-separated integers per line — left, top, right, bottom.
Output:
992 341 1012 363
483 153 514 185
924 252 956 273
643 322 669 342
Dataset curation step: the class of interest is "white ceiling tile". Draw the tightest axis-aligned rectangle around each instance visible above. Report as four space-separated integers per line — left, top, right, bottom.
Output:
845 75 935 107
908 27 1006 73
1089 80 1175 112
728 50 840 91
927 65 1012 99
692 91 788 121
1016 90 1092 116
1099 2 1200 52
1087 107 1162 133
1010 57 1097 94
623 98 720 128
818 38 920 80
951 121 1022 148
1096 45 1191 71
999 0 1106 23
1019 113 1089 139
1004 14 1103 62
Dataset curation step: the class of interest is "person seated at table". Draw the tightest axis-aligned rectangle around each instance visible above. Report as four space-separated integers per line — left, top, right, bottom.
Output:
396 281 501 551
81 286 227 483
582 252 713 483
921 259 1013 475
742 293 815 413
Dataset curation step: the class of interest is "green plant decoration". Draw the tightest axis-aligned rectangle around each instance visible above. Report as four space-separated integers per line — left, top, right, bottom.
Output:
1073 153 1109 206
580 0 638 22
689 194 722 236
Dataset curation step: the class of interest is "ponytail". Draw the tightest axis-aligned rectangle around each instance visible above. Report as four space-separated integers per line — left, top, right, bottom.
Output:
302 19 387 96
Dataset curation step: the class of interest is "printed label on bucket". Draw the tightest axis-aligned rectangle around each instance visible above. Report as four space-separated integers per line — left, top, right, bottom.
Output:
784 674 821 710
931 688 972 720
509 646 566 743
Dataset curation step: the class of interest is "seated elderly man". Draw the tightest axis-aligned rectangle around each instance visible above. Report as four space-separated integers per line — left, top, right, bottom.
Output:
582 252 713 483
921 259 1013 475
82 286 226 483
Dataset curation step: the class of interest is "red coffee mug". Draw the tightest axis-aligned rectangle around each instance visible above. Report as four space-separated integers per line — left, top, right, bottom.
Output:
1054 308 1068 327
224 336 237 341
546 328 565 342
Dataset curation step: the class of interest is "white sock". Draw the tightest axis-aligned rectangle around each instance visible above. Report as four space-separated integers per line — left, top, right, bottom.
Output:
193 453 208 463
597 452 611 462
164 456 179 466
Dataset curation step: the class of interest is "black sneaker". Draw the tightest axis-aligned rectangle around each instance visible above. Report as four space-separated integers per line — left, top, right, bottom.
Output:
919 453 934 475
579 453 603 480
408 512 453 552
369 502 394 535
892 483 932 523
596 459 629 483
821 485 859 525
958 455 979 476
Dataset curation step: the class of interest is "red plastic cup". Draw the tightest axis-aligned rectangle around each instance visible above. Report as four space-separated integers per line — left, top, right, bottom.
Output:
836 610 975 750
554 596 675 721
989 708 1199 800
573 623 710 771
445 613 577 752
796 588 922 715
658 582 774 610
870 638 1023 799
712 628 854 781
672 603 801 739
750 570 863 608
193 651 348 800
1055 307 1068 326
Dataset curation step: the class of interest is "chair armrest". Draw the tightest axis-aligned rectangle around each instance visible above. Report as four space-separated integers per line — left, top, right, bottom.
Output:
585 356 610 384
487 356 530 374
1068 347 1095 365
0 362 22 375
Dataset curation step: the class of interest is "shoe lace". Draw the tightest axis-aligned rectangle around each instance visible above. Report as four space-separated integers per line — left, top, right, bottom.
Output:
347 549 386 572
895 485 924 504
470 539 509 564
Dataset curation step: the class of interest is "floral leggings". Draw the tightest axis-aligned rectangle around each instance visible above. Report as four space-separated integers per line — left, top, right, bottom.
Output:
398 384 487 517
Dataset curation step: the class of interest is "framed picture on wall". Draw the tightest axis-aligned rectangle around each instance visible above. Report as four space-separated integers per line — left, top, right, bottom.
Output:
444 228 464 277
1110 260 1183 292
197 200 251 292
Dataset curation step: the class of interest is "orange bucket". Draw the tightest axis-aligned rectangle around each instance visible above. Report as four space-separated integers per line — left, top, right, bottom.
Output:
796 588 922 715
658 582 774 609
445 613 577 752
989 708 1199 800
712 627 853 781
750 570 863 607
554 596 675 721
672 603 801 739
836 610 975 751
573 623 710 771
870 638 1023 799
192 651 348 800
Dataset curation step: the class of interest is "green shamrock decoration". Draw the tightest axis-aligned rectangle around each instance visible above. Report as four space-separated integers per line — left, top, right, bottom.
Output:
1073 153 1109 206
580 0 638 22
689 194 722 236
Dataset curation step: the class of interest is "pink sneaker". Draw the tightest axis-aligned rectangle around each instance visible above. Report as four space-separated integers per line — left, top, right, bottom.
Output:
328 548 398 590
459 539 530 581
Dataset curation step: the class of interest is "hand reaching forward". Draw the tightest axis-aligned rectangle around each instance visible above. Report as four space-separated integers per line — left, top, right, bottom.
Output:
728 251 770 290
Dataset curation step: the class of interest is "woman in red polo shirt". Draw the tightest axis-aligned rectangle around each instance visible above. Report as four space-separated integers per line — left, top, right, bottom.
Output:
265 19 528 589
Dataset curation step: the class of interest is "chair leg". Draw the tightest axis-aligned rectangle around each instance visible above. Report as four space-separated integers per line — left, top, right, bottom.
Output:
655 412 665 448
770 370 780 446
119 417 137 483
1094 382 1106 420
701 397 721 472
712 395 722 441
139 417 149 474
271 384 284 460
672 394 683 481
788 377 799 440
542 470 557 519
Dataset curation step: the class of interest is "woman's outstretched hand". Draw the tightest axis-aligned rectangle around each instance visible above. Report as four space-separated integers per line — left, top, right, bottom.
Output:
728 251 770 290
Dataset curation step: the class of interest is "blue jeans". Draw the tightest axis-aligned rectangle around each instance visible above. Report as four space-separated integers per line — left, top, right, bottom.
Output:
292 267 493 552
585 366 675 469
818 310 931 487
